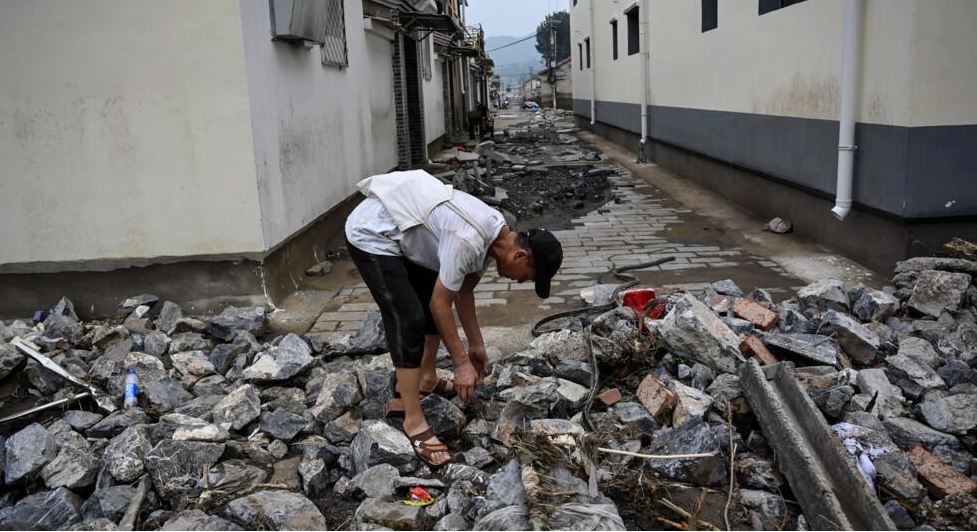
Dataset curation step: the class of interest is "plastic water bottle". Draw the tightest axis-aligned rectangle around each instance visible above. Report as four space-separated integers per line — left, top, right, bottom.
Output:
123 368 139 408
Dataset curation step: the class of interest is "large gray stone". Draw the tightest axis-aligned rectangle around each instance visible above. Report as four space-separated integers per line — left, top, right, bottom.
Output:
670 380 715 427
82 485 136 524
851 286 900 322
883 416 960 451
171 394 224 419
104 425 152 482
896 337 941 369
346 310 388 354
5 422 57 484
873 451 926 504
739 489 789 531
0 343 25 380
659 293 743 374
645 419 727 486
87 407 150 438
155 301 184 334
355 497 421 530
324 411 362 444
64 410 103 431
819 310 881 364
908 270 972 317
309 371 362 423
143 377 194 413
144 440 225 502
212 384 261 431
242 334 314 382
224 490 326 530
260 409 309 441
351 463 400 500
885 354 946 399
208 306 266 341
764 333 839 366
919 392 977 434
0 487 83 530
351 420 415 474
421 394 468 437
161 509 243 531
856 368 906 418
797 279 850 313
895 257 977 275
41 442 98 489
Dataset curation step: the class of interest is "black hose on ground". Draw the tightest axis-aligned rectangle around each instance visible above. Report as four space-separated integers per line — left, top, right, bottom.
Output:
530 256 675 431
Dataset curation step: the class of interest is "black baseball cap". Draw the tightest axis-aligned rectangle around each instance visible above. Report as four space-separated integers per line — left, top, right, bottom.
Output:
523 228 563 298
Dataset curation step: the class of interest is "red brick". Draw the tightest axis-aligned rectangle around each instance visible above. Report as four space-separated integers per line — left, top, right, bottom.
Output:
740 335 779 366
907 445 977 498
636 374 676 419
597 388 622 407
734 299 779 331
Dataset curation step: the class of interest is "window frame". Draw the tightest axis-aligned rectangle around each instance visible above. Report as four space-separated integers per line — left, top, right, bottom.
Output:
625 5 639 56
702 0 718 32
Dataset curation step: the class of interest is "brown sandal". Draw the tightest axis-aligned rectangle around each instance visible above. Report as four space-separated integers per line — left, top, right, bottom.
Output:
425 378 457 399
406 427 452 467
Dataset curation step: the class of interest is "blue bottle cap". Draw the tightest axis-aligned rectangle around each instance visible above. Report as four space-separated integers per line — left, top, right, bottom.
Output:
127 368 136 374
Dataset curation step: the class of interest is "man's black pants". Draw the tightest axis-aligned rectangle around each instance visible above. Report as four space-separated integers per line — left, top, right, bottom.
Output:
347 240 439 369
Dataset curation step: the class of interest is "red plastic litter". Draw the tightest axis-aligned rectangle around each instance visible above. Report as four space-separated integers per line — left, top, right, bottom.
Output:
622 289 666 332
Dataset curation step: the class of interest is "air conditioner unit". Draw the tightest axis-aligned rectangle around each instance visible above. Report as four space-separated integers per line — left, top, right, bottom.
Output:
270 0 327 44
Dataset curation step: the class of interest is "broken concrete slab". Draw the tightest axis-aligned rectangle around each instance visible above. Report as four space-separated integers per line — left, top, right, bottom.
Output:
908 270 972 318
885 353 946 400
819 310 881 364
659 293 743 374
739 360 895 530
919 391 977 434
763 333 839 366
797 279 850 313
4 422 58 484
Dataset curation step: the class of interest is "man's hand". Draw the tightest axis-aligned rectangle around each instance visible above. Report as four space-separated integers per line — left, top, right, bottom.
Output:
468 344 490 381
453 361 479 404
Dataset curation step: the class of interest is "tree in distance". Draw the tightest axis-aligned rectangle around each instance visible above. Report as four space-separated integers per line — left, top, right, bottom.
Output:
535 11 571 65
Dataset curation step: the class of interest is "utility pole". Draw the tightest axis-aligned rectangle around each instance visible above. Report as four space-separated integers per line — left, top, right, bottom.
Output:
548 18 560 109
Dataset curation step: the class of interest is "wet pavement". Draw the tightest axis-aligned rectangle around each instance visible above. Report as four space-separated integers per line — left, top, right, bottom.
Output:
293 109 878 342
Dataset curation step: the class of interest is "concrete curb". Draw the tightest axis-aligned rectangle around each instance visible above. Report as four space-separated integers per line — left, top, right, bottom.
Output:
739 359 895 530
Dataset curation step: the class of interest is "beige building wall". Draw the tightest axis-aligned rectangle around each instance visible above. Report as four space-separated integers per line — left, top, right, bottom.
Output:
573 0 977 128
240 0 399 251
0 0 264 269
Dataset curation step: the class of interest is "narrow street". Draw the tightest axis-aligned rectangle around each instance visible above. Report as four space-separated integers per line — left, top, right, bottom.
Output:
299 108 877 346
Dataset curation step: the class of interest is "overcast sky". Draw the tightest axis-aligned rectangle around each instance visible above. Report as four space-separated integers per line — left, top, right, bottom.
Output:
465 0 570 38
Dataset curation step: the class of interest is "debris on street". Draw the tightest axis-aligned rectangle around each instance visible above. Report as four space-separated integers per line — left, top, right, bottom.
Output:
1 112 976 531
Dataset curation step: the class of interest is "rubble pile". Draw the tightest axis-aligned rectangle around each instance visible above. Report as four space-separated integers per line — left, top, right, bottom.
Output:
2 257 977 528
434 110 613 231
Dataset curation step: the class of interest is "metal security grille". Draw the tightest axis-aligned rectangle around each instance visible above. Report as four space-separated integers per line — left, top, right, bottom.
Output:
320 0 348 68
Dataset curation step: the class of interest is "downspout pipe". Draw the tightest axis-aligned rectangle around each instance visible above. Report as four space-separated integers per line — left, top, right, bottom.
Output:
832 0 862 221
589 0 596 125
639 0 649 142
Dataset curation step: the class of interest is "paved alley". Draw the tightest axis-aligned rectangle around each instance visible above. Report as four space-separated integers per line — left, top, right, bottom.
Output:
304 109 875 341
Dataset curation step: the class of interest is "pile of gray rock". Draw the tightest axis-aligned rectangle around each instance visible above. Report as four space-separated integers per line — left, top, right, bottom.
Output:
1 254 975 530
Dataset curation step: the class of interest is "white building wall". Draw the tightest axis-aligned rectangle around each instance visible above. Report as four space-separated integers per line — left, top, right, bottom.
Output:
239 0 398 250
573 0 977 128
423 40 447 147
0 0 264 267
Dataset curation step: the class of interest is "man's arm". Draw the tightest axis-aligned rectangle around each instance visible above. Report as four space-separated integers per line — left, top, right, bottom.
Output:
457 273 489 378
430 279 478 402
